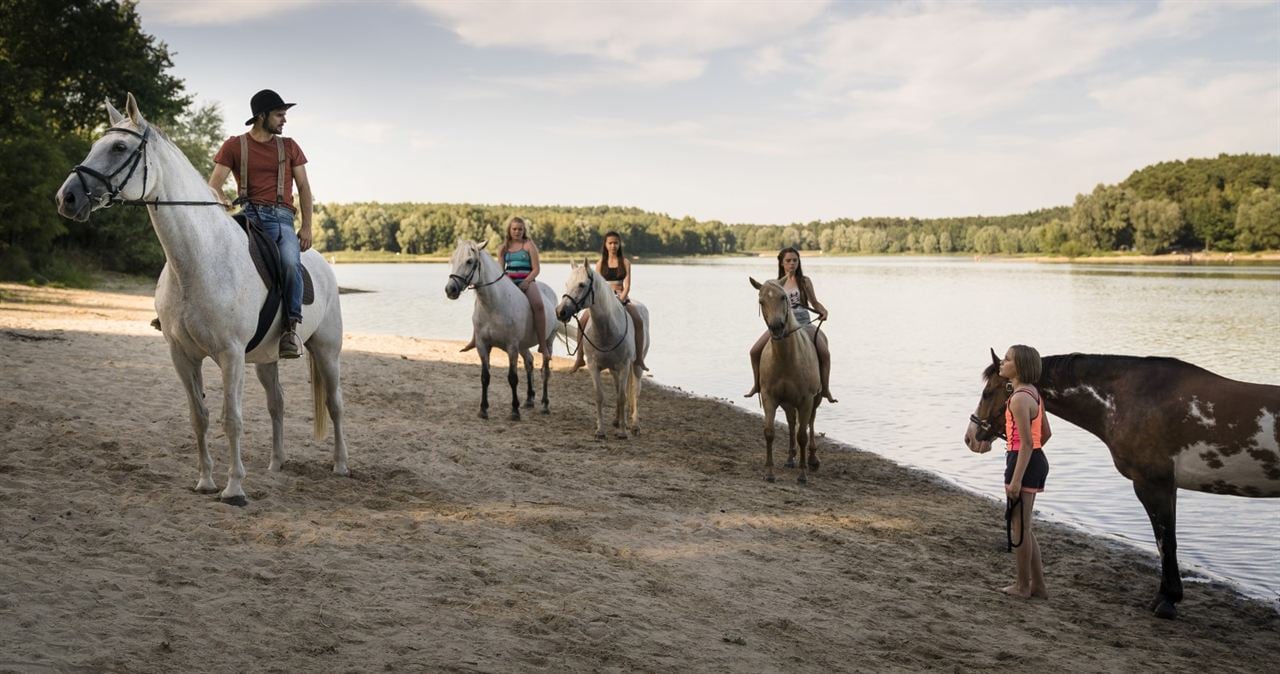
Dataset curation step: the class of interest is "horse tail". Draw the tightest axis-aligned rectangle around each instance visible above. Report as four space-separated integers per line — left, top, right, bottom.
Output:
308 349 329 441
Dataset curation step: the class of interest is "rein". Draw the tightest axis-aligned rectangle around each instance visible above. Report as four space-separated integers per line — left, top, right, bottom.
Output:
561 270 629 356
72 126 226 209
448 252 506 292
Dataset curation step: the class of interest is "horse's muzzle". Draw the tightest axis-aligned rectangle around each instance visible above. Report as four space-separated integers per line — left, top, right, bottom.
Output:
444 281 461 300
55 180 93 222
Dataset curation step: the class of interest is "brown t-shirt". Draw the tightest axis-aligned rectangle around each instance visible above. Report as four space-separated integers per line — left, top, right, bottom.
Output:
213 134 308 211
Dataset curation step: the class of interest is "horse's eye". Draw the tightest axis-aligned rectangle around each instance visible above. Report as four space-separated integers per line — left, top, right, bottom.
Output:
981 390 992 400
112 141 127 152
578 283 585 288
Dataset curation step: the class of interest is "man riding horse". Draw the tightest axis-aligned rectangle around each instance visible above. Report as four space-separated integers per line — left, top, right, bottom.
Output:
207 89 314 358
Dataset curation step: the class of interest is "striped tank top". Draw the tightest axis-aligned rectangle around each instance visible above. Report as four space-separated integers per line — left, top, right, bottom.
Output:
503 244 532 281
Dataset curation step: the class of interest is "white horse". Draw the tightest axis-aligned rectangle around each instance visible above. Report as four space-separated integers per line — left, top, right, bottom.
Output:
444 238 557 420
555 261 649 439
55 94 349 506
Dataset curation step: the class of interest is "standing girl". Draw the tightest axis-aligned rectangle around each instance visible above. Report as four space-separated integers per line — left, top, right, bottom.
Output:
572 231 647 372
999 344 1052 599
745 247 836 403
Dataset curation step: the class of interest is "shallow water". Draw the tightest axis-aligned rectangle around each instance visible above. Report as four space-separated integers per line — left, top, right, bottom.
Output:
332 257 1280 601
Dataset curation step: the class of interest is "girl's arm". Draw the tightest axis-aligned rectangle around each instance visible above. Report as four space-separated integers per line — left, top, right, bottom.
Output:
1040 412 1052 445
804 277 829 320
620 258 632 302
1007 392 1035 497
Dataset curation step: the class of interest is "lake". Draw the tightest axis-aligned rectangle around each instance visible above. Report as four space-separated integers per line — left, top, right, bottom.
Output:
331 256 1280 602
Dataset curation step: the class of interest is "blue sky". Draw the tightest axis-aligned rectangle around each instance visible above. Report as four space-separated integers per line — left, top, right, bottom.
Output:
134 0 1279 225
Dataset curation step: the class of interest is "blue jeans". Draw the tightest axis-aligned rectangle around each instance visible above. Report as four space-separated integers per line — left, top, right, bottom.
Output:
250 204 303 322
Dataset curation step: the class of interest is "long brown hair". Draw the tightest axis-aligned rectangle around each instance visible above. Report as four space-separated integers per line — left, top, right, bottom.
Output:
503 216 529 248
597 231 626 275
776 246 809 308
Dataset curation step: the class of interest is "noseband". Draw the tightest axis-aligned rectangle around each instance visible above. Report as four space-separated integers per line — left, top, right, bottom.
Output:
969 412 1007 442
70 125 230 209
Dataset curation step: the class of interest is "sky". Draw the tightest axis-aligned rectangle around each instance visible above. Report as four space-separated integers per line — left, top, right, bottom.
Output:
132 0 1280 225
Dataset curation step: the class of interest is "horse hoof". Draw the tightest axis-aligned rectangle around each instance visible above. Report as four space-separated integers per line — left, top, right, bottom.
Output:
220 494 248 507
523 400 534 409
784 458 796 469
1150 597 1178 620
615 432 628 439
797 474 808 484
195 485 219 495
808 461 820 472
510 412 521 421
595 433 606 441
333 465 350 477
479 410 489 420
765 475 776 483
540 407 550 415
612 419 620 428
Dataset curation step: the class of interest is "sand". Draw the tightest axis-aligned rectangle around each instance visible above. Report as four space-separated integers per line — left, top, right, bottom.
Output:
1 281 1277 673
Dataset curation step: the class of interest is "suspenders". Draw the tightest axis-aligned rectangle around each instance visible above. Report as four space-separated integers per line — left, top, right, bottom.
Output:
238 134 287 206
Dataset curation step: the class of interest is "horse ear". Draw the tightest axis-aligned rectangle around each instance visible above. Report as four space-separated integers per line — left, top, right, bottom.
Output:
750 277 762 290
105 99 124 126
990 347 1000 367
477 239 488 250
124 92 146 126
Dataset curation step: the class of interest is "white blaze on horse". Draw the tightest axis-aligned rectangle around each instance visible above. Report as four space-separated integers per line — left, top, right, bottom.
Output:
444 238 557 420
55 94 349 506
750 278 822 483
555 261 649 439
964 350 1280 619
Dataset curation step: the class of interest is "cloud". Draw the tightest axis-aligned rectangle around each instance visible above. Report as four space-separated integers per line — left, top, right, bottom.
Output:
135 0 316 26
412 0 829 88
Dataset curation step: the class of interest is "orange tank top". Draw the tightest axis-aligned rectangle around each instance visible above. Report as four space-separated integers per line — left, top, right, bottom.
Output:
1004 386 1044 452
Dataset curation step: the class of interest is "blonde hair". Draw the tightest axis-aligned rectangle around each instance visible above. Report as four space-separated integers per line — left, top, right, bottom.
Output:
1009 344 1042 384
504 216 529 246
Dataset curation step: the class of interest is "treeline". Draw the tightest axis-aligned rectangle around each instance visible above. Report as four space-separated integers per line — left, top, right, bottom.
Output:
317 154 1279 258
1 0 223 281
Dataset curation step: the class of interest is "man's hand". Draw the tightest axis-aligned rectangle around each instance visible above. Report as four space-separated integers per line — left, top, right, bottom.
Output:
298 225 313 252
208 184 230 209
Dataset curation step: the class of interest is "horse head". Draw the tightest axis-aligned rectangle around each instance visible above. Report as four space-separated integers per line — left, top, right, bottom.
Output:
964 347 1012 453
57 93 159 222
556 260 597 322
445 238 491 299
750 277 791 339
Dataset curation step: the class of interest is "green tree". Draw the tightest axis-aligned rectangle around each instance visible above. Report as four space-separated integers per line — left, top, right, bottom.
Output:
1130 198 1183 254
1235 188 1280 251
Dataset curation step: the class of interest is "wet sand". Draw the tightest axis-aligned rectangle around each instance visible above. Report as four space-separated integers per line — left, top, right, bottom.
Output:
1 282 1277 672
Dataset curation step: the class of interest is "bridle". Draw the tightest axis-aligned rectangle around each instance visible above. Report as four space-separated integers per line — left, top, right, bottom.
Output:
561 267 629 355
70 125 225 209
448 248 506 292
969 383 1012 442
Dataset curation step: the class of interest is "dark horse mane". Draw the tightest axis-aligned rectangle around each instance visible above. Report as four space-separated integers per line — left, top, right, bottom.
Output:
983 353 1215 385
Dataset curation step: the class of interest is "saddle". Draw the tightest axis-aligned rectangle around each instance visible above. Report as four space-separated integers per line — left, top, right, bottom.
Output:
232 211 314 353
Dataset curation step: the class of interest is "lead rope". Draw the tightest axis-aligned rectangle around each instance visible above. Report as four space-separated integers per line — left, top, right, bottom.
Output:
1005 495 1025 552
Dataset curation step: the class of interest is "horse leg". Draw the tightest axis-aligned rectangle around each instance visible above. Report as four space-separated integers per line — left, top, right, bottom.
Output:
307 330 349 476
784 405 798 469
1132 476 1182 619
171 346 215 493
478 346 491 420
521 347 535 409
807 396 820 471
214 351 248 507
590 366 606 440
539 350 551 415
254 362 286 472
507 346 521 421
614 366 630 439
762 399 778 482
627 363 642 434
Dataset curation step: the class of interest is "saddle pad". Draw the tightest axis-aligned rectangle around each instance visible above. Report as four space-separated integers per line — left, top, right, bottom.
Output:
238 214 314 306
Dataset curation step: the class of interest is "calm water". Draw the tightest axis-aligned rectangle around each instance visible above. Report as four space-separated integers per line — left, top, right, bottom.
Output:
332 257 1280 602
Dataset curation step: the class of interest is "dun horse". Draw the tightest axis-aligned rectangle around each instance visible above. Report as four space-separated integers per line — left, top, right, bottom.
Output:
55 95 349 506
555 261 649 439
965 349 1279 619
444 238 557 420
750 278 821 483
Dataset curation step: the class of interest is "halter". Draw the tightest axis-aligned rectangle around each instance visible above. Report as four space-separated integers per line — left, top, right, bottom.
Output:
969 413 1007 442
447 248 506 291
70 125 225 209
561 268 629 355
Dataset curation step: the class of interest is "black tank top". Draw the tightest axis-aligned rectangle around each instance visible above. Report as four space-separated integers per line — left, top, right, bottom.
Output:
603 261 626 282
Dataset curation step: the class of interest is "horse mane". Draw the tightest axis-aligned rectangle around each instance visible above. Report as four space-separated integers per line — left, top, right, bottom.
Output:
1041 353 1209 386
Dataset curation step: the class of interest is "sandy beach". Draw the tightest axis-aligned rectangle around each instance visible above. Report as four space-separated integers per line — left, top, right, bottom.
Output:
1 281 1277 672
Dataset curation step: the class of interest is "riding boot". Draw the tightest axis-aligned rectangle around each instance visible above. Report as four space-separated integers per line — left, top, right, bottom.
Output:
279 319 301 359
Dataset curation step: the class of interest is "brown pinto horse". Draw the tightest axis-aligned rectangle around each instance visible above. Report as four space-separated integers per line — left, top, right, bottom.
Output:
964 349 1280 619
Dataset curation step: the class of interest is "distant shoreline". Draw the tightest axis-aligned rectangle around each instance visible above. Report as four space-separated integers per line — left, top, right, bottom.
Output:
318 249 1280 266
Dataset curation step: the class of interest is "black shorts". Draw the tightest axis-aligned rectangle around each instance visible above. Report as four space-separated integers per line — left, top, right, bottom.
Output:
1005 449 1049 493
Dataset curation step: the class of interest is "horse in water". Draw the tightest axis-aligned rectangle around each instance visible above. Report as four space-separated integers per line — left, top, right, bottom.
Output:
750 278 821 483
964 349 1280 619
555 261 649 439
55 94 349 506
444 238 557 420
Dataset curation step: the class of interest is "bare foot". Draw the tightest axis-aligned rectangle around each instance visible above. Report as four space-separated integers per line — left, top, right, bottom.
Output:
1028 588 1050 600
460 339 476 352
822 390 839 404
744 386 759 398
1001 584 1030 598
571 359 586 373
